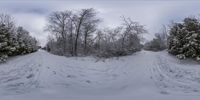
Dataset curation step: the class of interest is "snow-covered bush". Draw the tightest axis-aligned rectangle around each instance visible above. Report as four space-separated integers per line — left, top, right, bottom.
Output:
176 54 186 59
16 27 38 54
0 14 38 62
0 24 9 62
196 56 200 61
168 17 200 60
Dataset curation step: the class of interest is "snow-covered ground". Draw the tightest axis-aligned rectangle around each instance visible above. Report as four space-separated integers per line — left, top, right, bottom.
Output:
0 50 200 100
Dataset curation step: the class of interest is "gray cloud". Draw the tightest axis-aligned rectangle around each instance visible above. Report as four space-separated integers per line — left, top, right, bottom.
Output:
0 0 200 46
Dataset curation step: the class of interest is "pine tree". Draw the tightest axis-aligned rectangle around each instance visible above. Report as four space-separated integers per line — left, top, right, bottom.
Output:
16 27 38 54
0 14 38 63
0 24 9 62
168 17 200 60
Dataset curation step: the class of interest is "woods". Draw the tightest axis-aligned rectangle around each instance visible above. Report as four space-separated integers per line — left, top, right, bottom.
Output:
1 8 200 61
45 8 200 60
45 8 146 57
0 14 38 62
1 1 200 100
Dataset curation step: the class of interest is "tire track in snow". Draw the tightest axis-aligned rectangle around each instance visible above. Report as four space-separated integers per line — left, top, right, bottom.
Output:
151 55 200 95
0 52 42 94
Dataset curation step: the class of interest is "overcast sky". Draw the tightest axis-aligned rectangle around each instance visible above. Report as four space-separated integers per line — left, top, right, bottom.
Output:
0 0 200 46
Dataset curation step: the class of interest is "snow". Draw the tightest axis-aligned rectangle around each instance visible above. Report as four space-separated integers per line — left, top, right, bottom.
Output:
0 50 200 100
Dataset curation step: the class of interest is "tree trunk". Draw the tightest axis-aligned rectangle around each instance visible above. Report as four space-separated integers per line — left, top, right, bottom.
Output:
74 22 81 56
74 13 86 56
84 32 88 55
69 22 74 56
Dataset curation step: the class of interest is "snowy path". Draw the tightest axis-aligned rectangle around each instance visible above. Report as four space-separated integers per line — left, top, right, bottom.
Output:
0 50 200 100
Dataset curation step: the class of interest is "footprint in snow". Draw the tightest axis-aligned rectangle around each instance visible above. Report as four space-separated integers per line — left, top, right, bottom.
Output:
67 75 76 78
53 71 56 75
160 91 169 95
3 77 20 83
86 80 91 83
112 74 118 78
26 74 34 79
193 89 199 92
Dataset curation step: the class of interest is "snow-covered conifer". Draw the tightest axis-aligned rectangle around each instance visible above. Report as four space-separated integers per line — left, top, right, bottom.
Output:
168 17 200 60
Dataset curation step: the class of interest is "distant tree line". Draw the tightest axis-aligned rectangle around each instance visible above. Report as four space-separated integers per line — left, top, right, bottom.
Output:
144 26 168 51
45 8 147 57
0 14 38 62
144 16 200 61
45 8 200 61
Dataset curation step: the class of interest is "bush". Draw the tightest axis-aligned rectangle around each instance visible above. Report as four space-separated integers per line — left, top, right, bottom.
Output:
168 17 200 60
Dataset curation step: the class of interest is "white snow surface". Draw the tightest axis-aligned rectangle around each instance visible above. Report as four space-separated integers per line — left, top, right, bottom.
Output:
0 50 200 100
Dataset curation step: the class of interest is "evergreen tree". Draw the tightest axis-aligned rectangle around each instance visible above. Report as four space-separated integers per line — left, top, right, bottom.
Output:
168 17 200 60
0 24 9 62
0 14 38 63
16 27 38 54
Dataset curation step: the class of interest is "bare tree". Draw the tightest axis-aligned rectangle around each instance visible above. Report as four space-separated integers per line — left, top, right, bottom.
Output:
46 8 100 56
82 16 100 55
46 11 73 55
121 17 147 51
45 9 146 58
73 8 99 56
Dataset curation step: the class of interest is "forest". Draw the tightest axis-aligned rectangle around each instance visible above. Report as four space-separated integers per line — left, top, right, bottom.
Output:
44 8 200 61
1 8 200 62
1 1 200 100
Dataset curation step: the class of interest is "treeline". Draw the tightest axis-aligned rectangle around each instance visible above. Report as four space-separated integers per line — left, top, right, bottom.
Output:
144 16 200 61
0 14 38 62
45 8 147 57
143 26 168 51
45 8 200 61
